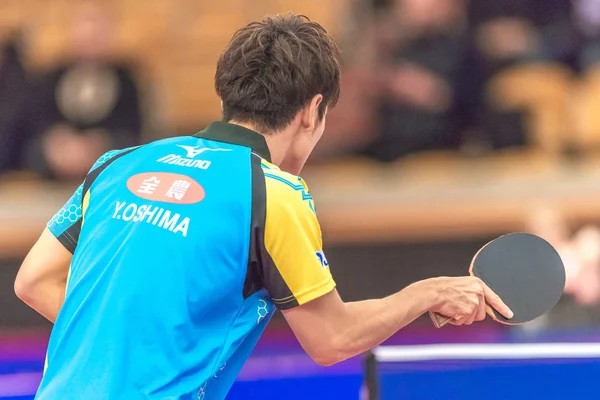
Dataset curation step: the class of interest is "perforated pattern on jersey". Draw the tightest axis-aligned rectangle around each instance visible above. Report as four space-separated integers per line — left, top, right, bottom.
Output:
47 184 83 232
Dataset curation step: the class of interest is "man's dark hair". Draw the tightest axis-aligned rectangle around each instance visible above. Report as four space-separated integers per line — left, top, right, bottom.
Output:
215 14 341 133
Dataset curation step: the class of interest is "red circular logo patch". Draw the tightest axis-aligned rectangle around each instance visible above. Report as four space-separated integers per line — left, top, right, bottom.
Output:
126 172 205 204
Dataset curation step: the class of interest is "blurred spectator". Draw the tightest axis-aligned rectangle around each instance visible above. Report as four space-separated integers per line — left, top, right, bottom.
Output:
571 0 600 70
522 207 600 332
0 29 28 172
360 0 474 162
469 0 575 65
567 1 600 153
4 2 143 181
468 0 576 152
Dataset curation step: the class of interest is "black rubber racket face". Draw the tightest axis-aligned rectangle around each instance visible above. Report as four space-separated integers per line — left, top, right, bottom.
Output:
471 233 566 325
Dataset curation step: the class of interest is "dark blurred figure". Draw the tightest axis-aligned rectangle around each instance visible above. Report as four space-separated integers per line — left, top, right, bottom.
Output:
6 2 143 181
468 0 575 151
569 0 600 150
362 0 473 162
470 0 575 67
0 28 28 172
564 0 600 70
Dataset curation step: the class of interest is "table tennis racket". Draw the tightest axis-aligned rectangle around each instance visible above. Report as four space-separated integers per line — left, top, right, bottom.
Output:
430 233 565 328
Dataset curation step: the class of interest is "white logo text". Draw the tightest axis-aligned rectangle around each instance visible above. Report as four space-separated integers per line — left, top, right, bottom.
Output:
112 201 191 237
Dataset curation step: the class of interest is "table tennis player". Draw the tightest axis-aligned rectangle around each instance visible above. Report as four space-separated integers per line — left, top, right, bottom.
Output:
14 13 512 400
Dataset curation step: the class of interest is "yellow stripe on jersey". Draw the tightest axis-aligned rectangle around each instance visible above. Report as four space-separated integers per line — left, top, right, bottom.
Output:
262 166 335 309
260 159 278 170
82 190 91 226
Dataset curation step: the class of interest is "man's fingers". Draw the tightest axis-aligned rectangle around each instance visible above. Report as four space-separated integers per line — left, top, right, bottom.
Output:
482 284 513 319
476 293 487 322
464 309 477 325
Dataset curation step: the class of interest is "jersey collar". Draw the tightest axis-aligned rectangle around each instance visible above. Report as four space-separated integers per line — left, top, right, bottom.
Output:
194 121 272 162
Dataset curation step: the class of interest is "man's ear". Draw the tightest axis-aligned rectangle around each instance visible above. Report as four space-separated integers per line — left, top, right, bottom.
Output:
301 94 324 133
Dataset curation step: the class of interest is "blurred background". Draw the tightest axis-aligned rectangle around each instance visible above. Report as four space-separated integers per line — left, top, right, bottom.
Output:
3 0 600 398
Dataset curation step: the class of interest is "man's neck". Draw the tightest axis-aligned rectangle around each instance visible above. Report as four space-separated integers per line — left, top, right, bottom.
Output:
228 121 292 166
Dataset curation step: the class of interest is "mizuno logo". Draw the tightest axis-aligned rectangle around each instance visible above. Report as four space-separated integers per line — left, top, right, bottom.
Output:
156 144 232 170
176 145 231 158
316 251 329 268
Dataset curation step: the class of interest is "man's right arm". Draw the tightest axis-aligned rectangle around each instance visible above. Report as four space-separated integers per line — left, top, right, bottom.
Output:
260 169 512 366
282 283 432 366
282 276 512 366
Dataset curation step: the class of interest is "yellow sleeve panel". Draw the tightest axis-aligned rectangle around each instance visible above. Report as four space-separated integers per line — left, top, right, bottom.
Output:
261 167 336 309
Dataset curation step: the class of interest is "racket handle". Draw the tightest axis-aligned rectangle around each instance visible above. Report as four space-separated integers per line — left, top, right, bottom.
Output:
429 311 452 328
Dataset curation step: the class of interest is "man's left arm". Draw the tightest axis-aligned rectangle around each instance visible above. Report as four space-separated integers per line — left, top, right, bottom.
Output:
14 179 86 323
15 228 73 323
15 148 136 322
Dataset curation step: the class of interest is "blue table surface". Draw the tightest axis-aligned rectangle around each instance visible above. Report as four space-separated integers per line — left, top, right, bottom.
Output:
3 325 600 400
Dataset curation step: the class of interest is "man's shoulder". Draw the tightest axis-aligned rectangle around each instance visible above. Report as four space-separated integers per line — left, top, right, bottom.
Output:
260 161 307 189
93 136 201 169
260 161 314 213
89 146 142 172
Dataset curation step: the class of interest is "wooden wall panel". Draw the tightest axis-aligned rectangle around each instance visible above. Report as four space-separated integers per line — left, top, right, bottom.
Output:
3 0 347 131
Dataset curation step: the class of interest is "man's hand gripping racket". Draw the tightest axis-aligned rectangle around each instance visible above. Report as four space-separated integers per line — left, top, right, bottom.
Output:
429 233 566 328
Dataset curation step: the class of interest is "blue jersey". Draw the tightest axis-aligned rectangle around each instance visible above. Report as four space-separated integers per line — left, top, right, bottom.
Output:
37 122 336 400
